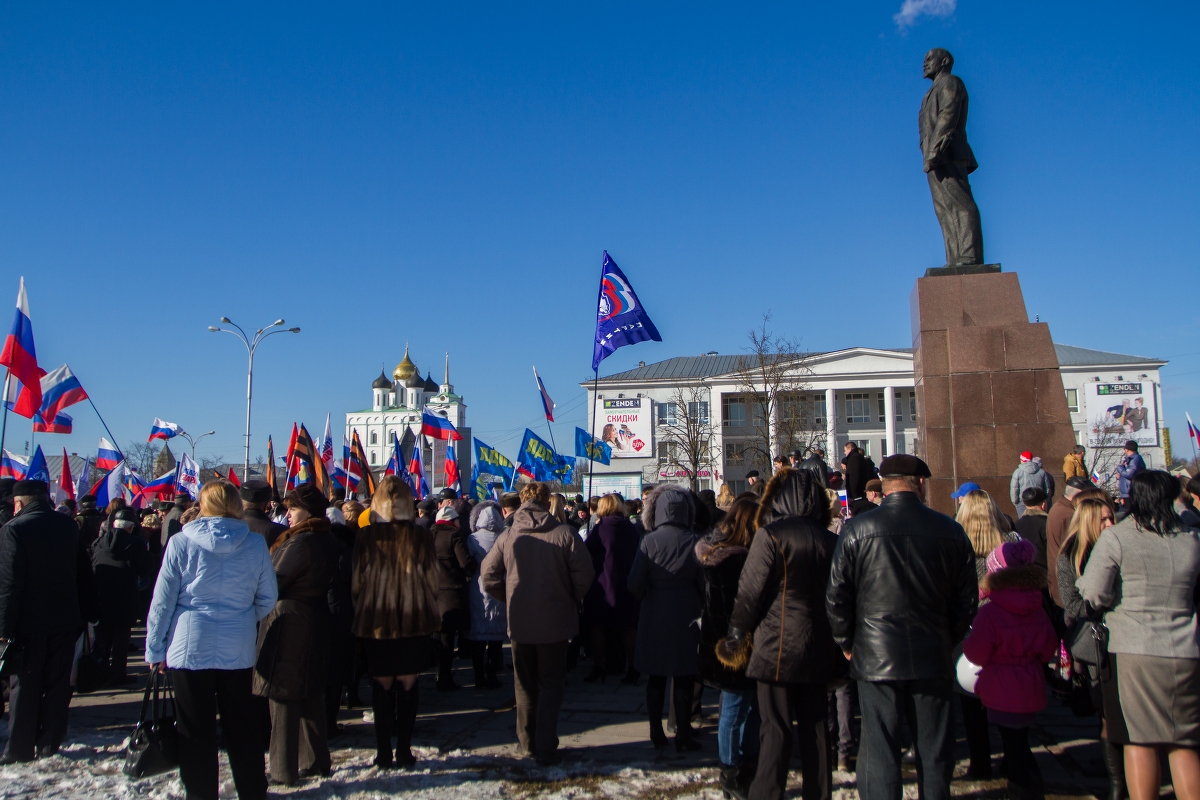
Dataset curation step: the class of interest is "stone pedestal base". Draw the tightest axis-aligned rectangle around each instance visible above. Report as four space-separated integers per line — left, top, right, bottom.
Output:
911 272 1077 517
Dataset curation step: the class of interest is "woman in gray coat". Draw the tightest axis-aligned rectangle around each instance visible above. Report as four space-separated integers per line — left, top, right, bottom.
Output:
465 501 507 689
1079 471 1200 800
628 485 705 751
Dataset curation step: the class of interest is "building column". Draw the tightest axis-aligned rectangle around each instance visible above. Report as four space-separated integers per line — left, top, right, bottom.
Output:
825 388 837 459
884 387 896 459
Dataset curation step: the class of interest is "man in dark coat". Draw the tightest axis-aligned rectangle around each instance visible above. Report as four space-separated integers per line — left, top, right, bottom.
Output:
826 455 977 800
161 494 192 547
0 478 14 526
415 499 437 531
841 442 869 501
91 507 152 685
799 448 830 488
241 480 286 546
75 493 106 552
0 480 87 762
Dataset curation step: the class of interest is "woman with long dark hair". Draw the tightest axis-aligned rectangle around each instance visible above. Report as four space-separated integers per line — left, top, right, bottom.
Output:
719 467 847 800
697 496 761 798
1079 471 1200 800
352 476 440 769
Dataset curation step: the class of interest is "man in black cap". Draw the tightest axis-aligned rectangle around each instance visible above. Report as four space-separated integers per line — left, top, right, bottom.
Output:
415 499 437 531
75 493 106 553
745 470 764 497
0 480 89 762
826 455 977 800
161 493 193 547
240 479 286 547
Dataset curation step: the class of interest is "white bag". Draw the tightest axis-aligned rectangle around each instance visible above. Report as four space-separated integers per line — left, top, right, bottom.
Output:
956 653 982 694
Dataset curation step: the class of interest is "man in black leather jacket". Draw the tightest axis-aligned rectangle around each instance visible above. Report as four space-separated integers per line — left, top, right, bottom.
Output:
826 455 977 800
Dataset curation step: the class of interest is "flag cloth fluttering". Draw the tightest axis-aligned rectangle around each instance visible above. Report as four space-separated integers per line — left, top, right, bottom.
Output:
226 468 241 488
1 450 27 480
534 367 555 422
149 418 184 442
176 454 201 500
420 409 462 441
517 429 560 483
25 446 49 483
1187 413 1199 449
91 462 125 507
591 251 662 371
76 456 90 497
470 438 514 501
349 430 375 495
59 449 75 501
0 277 43 418
33 410 72 434
444 440 460 493
266 435 277 498
408 438 429 500
575 427 612 465
141 470 176 502
18 365 87 432
96 438 122 471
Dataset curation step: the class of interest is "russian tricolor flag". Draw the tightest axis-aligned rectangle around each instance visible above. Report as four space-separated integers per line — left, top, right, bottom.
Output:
0 450 28 480
148 418 184 442
96 438 122 471
37 365 87 422
408 438 429 500
421 409 462 441
1188 413 1199 448
534 367 555 422
0 278 42 419
444 440 460 493
90 464 124 508
141 470 177 501
33 410 72 434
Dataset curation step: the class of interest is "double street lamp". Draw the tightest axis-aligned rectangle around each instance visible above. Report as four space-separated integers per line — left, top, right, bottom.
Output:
178 430 216 461
208 318 300 481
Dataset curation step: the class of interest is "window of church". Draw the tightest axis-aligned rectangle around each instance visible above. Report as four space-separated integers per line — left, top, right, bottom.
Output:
370 432 378 444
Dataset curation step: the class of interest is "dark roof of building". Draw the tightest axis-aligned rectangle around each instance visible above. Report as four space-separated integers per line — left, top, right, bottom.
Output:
1052 343 1164 367
423 372 439 392
585 343 1164 384
372 370 393 390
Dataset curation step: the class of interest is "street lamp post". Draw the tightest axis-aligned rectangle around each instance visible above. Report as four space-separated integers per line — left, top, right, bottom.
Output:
178 430 216 461
208 318 300 481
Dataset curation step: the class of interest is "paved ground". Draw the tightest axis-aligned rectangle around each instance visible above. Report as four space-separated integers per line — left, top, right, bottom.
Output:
0 629 1138 799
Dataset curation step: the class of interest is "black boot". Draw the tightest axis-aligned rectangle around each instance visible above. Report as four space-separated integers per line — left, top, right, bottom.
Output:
394 682 419 769
1102 740 1126 800
719 763 748 800
370 682 396 769
437 641 459 691
647 677 668 748
673 676 702 752
583 661 606 683
737 758 758 796
470 641 488 689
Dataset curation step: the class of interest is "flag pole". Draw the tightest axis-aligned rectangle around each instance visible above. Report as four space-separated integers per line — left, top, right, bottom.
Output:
0 370 10 455
587 369 599 500
87 397 125 459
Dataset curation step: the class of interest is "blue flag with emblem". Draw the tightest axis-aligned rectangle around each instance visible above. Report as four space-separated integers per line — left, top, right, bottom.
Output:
551 453 575 485
517 428 561 483
574 427 611 465
592 251 662 371
472 438 515 501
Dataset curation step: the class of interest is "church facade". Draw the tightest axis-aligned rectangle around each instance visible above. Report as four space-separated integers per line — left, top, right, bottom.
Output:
345 346 472 492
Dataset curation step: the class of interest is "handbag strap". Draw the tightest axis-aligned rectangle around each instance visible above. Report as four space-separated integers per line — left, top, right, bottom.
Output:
136 675 156 725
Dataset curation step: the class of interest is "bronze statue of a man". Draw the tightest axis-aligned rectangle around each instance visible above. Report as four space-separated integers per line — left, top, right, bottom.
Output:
920 48 984 267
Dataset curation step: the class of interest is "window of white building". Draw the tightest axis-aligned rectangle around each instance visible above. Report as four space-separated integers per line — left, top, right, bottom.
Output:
1065 389 1079 412
658 402 677 426
845 393 871 424
722 397 746 427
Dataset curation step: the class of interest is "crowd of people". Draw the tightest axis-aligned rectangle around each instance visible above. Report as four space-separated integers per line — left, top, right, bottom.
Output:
0 439 1198 800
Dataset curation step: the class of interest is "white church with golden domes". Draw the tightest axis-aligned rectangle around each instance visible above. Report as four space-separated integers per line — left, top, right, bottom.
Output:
345 345 471 489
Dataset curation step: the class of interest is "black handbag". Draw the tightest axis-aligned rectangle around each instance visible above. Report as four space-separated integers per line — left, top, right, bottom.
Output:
74 630 107 694
123 670 179 779
0 640 23 678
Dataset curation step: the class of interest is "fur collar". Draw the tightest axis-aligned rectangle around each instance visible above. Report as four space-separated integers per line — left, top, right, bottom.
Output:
270 515 331 553
695 538 747 566
982 563 1047 593
1021 508 1047 518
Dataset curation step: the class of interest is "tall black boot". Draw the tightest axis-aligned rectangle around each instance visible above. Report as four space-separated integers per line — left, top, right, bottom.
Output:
469 640 487 688
394 682 419 769
647 677 668 748
1102 740 1126 800
371 682 396 769
437 635 458 691
673 675 702 752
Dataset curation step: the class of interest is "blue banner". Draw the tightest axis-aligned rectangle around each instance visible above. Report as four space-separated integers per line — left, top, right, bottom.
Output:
552 453 575 485
472 438 515 501
517 428 560 483
592 251 662 371
574 427 611 465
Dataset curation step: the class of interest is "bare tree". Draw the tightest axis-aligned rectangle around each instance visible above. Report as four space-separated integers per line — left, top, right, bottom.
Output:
124 441 159 477
727 314 819 473
656 383 720 492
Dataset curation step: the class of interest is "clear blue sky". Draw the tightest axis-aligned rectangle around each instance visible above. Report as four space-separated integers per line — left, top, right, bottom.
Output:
2 1 1197 468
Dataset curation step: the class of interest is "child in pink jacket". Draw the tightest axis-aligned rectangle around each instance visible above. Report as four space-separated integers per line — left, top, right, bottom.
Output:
963 539 1058 800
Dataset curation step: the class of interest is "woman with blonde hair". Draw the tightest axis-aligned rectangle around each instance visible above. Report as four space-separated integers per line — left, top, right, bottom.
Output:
145 480 277 800
1058 497 1122 800
954 488 1019 780
548 493 569 524
352 475 441 769
715 483 736 511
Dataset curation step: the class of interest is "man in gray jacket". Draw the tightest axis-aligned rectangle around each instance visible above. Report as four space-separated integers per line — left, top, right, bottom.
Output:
481 482 593 765
1010 451 1054 516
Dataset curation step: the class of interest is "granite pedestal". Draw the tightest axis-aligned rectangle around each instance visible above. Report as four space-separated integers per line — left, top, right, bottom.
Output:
911 270 1078 517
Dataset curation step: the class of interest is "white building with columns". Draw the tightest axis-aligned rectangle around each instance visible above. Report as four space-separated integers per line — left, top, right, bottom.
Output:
345 345 472 490
582 343 1167 495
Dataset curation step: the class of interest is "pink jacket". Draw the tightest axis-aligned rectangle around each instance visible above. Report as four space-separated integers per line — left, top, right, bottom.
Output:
962 564 1058 714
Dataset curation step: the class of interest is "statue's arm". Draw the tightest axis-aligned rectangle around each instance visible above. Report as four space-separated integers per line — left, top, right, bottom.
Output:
927 78 965 167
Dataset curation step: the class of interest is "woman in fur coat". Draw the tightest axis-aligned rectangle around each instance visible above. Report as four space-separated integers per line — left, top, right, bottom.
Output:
351 476 441 770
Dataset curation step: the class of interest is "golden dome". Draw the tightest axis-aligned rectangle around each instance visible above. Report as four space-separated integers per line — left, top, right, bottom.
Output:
393 343 417 382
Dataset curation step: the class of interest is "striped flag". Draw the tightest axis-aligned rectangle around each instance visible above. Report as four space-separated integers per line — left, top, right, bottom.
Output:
349 430 375 495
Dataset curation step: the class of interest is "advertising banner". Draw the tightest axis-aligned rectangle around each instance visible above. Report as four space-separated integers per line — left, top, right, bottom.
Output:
588 472 643 500
599 398 652 458
1085 382 1158 448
